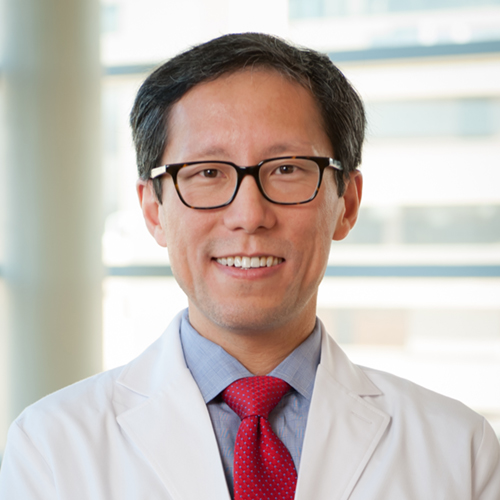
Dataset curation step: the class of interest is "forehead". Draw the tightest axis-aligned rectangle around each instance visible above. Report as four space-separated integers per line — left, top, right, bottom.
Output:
163 69 332 162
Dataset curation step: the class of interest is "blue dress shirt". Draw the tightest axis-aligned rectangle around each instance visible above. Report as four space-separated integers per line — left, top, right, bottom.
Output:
179 309 321 497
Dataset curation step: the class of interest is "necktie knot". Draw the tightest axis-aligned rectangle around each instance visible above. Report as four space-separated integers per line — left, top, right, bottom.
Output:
222 376 291 420
221 376 297 500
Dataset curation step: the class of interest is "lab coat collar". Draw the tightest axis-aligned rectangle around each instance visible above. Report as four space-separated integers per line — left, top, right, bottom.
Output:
295 321 390 500
116 312 231 500
115 313 390 500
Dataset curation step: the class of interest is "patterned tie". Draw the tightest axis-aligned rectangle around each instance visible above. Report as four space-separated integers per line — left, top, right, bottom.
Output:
222 376 297 500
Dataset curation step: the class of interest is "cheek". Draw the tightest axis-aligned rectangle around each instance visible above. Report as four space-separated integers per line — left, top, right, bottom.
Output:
313 188 342 241
160 181 187 242
162 202 215 262
162 212 186 256
288 205 336 274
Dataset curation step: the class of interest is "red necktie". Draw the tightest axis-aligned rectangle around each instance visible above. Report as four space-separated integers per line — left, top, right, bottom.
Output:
222 376 297 500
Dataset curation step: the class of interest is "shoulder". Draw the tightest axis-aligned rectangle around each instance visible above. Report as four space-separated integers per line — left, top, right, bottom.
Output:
14 311 186 437
359 366 479 419
319 325 489 435
360 365 500 492
319 327 498 465
359 364 481 424
357 365 497 458
13 365 127 442
10 312 187 456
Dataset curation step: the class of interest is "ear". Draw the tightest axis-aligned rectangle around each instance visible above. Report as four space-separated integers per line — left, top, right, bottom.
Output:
333 170 363 241
136 179 167 247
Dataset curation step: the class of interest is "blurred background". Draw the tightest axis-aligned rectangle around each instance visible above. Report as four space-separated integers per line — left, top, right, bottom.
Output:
0 0 499 458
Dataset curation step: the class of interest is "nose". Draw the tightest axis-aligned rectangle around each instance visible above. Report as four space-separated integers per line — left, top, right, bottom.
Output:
223 175 277 233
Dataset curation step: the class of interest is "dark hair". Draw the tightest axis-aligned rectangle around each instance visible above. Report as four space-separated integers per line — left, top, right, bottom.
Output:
130 32 365 201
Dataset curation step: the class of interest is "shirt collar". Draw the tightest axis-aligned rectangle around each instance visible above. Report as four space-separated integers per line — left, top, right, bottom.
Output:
180 308 321 403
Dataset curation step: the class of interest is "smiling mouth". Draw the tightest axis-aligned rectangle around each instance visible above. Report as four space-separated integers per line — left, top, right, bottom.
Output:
216 256 284 269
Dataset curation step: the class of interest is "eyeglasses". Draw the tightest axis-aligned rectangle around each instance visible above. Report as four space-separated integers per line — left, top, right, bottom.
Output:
150 156 342 209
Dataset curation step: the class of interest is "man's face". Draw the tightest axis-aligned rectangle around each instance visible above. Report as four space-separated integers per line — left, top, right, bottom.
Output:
138 69 361 339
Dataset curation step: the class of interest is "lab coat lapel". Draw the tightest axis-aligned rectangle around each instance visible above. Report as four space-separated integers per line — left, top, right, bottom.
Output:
295 325 390 500
115 313 230 500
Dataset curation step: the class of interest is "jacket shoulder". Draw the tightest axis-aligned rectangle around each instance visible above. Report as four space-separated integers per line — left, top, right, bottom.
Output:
14 365 125 435
358 364 491 444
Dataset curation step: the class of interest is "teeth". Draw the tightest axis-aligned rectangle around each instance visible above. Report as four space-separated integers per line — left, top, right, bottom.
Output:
216 256 283 269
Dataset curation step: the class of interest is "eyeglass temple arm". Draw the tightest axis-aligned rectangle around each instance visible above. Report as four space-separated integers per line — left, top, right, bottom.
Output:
328 158 342 171
150 165 167 179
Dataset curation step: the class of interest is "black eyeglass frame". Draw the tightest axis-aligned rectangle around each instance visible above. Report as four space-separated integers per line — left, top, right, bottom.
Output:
149 155 343 210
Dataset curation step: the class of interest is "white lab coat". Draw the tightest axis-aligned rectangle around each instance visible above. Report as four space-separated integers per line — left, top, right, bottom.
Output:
1 312 499 499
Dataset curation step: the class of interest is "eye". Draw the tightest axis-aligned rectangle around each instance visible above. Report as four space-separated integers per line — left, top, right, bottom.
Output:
275 164 297 175
200 168 221 178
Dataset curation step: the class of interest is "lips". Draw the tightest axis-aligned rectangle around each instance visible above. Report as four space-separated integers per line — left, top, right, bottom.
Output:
216 255 283 269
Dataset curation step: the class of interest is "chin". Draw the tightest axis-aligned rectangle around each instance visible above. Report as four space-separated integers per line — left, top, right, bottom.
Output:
201 299 304 335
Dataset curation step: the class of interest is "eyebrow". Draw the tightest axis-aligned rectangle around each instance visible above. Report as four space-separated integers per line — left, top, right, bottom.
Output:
265 143 313 157
186 142 317 161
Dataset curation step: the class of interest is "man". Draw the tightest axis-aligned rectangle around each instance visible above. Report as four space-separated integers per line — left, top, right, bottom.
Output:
0 33 499 500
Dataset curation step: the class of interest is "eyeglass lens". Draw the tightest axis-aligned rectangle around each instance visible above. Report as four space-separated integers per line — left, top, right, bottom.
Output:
176 158 320 208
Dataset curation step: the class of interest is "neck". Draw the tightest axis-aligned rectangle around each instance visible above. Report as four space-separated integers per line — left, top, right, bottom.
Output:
187 303 317 375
